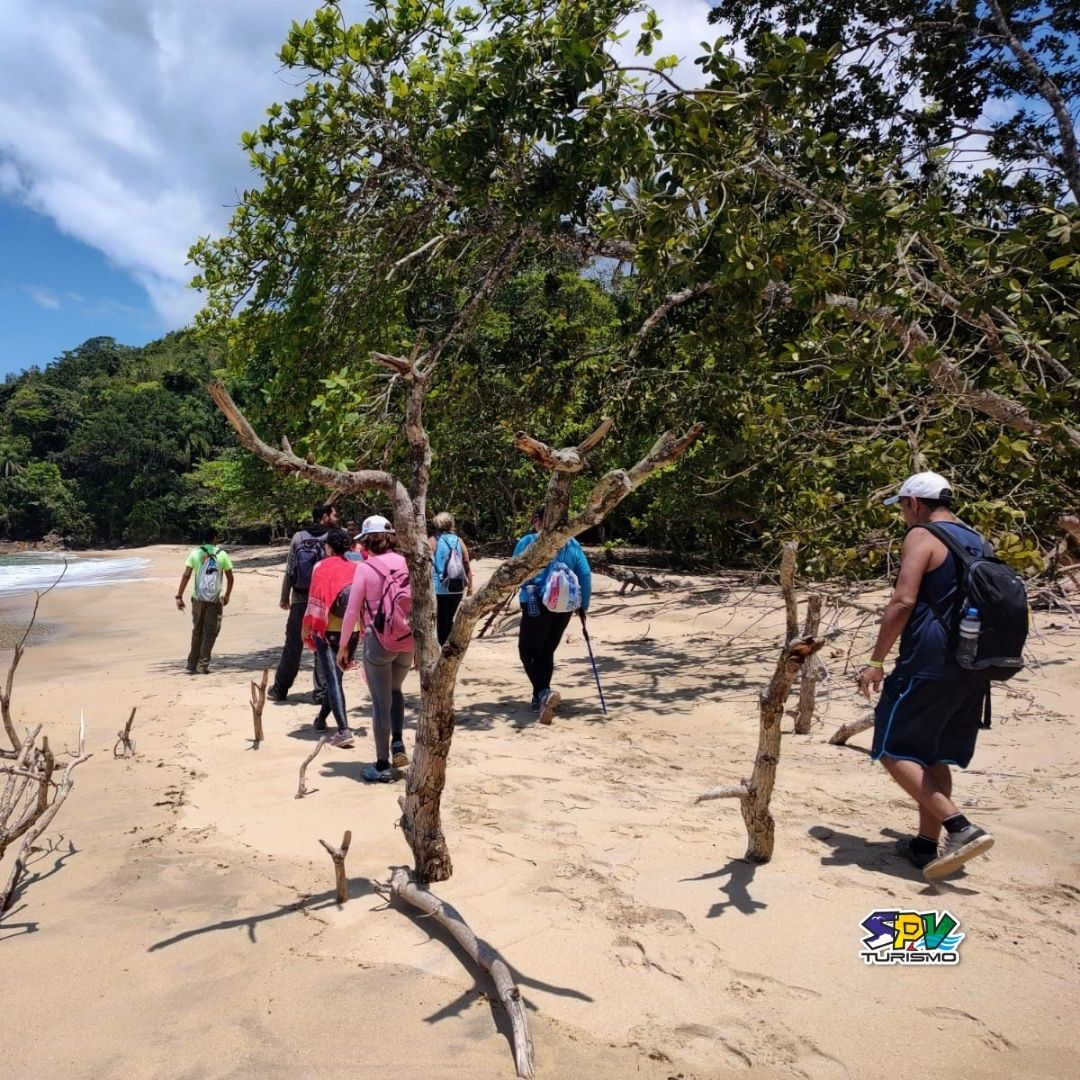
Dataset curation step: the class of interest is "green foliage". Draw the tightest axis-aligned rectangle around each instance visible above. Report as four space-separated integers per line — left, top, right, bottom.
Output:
187 0 1079 576
0 461 90 541
0 333 235 543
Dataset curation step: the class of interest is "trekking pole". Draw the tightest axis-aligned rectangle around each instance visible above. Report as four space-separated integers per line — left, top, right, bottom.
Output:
578 610 608 715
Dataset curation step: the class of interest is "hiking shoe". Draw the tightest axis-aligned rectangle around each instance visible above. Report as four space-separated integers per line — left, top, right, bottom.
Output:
530 694 540 712
312 717 329 733
922 824 994 880
362 763 393 783
895 836 937 870
538 689 561 725
328 730 355 749
391 742 409 768
267 686 286 703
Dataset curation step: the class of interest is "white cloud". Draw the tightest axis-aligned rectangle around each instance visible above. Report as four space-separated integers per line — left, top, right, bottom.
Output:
26 286 60 310
0 1 727 331
0 1 368 328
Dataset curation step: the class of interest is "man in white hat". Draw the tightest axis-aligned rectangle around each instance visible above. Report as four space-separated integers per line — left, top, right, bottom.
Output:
858 471 995 880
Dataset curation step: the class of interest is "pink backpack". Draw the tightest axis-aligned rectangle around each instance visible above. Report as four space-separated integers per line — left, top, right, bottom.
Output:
366 558 414 652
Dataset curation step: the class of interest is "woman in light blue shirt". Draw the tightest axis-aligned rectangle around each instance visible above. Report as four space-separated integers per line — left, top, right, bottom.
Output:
428 511 474 644
513 507 592 724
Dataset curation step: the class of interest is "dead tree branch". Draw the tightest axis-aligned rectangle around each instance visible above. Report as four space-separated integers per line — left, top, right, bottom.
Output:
2 715 91 914
250 668 268 745
697 633 825 862
113 708 137 759
318 830 352 903
387 867 535 1078
296 737 327 799
828 714 874 746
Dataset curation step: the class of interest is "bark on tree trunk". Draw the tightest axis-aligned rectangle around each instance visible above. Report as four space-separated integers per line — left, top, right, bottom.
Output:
794 594 823 735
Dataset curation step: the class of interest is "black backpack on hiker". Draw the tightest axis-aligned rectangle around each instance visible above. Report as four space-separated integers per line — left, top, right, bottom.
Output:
290 534 325 593
918 522 1029 681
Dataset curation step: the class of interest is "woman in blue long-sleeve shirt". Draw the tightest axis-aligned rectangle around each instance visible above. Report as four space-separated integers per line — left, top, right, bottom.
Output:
512 508 592 724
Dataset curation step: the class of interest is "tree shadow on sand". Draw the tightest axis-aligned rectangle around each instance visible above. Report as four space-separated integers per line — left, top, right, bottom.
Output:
682 859 768 918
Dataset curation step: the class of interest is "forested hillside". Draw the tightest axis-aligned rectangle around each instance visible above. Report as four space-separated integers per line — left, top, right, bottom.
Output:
0 334 228 543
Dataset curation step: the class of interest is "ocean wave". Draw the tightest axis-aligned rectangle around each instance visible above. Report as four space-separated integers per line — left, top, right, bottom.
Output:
0 553 150 597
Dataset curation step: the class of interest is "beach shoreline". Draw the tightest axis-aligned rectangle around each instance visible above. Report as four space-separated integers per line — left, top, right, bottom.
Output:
0 544 1077 1079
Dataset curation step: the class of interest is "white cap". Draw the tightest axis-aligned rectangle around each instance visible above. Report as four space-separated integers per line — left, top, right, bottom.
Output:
360 514 394 536
883 471 953 506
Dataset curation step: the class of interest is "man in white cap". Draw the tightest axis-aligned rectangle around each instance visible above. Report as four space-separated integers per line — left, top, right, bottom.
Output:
857 471 995 880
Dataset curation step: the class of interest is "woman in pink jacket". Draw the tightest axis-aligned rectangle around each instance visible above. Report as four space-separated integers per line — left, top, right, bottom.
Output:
338 515 414 782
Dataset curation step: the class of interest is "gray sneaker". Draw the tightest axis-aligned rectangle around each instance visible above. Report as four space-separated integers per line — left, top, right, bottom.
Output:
922 824 994 880
538 689 561 725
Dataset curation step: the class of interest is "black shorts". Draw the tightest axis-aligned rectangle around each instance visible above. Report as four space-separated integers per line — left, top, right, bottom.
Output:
872 672 989 768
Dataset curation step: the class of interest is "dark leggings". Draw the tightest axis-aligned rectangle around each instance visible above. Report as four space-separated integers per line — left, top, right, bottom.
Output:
436 591 465 645
313 631 359 731
517 608 573 696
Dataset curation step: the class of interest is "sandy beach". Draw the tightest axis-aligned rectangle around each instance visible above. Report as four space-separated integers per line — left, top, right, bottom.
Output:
1 544 1077 1079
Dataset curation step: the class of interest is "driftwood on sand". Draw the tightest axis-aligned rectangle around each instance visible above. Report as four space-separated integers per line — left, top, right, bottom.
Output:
318 830 352 903
828 714 875 746
113 707 137 759
295 737 327 798
250 668 268 745
383 867 535 1078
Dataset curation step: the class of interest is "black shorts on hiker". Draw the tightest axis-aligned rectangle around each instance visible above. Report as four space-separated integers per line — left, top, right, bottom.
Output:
872 672 989 769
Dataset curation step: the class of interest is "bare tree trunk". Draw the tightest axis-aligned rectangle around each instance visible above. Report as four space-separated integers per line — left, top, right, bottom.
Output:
780 542 798 645
250 668 268 745
794 594 823 735
387 868 535 1078
318 830 352 903
697 634 824 862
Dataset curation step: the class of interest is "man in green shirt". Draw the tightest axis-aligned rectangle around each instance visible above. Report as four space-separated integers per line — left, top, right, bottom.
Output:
175 530 234 674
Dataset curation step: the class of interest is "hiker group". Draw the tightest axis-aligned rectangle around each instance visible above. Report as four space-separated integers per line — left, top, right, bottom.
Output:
178 503 590 784
176 470 1027 880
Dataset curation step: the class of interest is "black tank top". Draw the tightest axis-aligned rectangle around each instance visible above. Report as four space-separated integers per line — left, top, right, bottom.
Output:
894 521 992 679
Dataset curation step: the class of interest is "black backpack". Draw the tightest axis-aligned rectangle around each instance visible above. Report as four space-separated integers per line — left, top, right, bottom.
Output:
290 534 325 593
919 522 1029 681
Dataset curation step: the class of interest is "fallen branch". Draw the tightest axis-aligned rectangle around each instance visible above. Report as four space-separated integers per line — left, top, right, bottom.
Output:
828 715 874 746
593 562 668 594
250 668 268 745
387 867 535 1078
113 708 137 759
318 829 352 903
296 737 327 798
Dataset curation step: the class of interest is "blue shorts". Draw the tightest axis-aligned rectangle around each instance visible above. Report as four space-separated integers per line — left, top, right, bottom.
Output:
872 672 989 768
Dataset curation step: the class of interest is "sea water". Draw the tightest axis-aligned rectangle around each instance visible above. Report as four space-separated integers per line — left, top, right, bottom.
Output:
0 552 150 597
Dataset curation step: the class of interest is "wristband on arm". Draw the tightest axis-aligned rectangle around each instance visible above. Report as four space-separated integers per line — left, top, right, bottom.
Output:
865 659 884 669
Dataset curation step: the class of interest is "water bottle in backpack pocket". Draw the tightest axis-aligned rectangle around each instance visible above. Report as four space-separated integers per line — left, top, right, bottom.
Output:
957 608 981 667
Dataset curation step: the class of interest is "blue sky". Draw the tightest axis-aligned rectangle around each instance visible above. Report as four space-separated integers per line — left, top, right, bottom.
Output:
0 0 730 382
0 200 165 376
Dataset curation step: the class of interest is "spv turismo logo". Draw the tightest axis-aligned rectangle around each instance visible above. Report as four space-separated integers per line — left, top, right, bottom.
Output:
860 910 964 964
